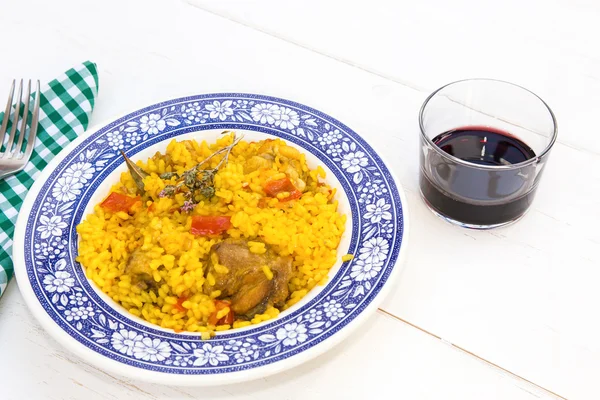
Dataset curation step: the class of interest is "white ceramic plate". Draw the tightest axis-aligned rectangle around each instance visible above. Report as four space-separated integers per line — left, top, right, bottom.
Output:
14 93 408 385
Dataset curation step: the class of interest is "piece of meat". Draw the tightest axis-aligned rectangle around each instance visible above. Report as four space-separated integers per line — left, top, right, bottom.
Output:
244 155 272 174
125 249 158 290
246 140 308 192
204 238 292 318
285 161 306 192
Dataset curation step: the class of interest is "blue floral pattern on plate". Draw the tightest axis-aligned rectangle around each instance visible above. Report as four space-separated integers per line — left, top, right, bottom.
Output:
23 94 405 374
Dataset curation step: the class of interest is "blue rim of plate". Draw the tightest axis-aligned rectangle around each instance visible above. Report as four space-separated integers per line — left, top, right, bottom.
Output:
20 93 405 375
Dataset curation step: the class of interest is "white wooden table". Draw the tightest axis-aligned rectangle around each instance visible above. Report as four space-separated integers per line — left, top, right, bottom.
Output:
0 0 598 398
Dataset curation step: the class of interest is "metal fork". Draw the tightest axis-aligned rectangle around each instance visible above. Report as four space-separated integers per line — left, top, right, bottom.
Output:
0 79 41 180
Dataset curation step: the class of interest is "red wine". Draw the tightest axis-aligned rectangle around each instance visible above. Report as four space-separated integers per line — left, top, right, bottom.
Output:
420 126 538 226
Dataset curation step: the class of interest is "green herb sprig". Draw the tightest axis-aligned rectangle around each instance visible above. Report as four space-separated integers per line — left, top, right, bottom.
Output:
158 131 243 211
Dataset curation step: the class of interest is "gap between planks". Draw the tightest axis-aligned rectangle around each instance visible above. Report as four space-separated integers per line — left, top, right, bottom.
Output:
377 308 568 400
181 0 427 93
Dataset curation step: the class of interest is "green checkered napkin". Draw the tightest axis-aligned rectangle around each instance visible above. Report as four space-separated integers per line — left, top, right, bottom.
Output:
0 61 99 298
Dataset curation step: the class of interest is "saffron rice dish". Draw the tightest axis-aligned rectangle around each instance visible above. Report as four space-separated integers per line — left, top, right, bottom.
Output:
76 132 347 338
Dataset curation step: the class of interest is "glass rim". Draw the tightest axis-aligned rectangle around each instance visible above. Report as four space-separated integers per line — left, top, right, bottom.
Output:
418 78 558 171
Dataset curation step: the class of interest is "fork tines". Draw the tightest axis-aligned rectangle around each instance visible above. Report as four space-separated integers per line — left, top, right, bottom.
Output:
0 79 41 159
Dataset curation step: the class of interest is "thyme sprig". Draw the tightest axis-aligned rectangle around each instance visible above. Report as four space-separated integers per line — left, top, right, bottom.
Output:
158 131 243 210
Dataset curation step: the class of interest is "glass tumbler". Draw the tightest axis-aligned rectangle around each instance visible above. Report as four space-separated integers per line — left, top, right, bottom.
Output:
419 79 557 229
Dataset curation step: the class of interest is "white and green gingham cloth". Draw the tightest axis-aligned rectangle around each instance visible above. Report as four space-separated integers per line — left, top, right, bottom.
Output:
0 61 98 298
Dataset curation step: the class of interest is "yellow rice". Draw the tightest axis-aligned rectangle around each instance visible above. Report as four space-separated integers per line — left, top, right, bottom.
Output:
76 133 347 334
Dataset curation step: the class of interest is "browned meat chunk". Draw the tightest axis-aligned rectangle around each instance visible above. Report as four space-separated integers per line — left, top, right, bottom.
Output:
125 250 158 290
204 238 292 318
